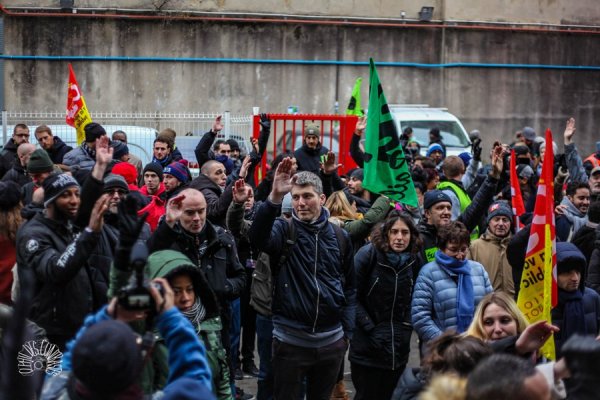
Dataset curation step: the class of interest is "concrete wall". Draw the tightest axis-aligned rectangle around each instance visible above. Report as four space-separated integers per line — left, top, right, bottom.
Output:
3 13 600 153
4 0 600 25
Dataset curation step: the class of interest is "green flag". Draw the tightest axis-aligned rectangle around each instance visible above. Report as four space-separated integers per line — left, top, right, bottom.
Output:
363 59 418 207
345 77 364 116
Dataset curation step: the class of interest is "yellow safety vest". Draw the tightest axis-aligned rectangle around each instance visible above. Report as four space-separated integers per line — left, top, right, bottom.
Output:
437 180 480 241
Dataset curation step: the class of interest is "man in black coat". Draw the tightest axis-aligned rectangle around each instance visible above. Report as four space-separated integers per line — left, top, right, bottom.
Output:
1 143 35 187
0 123 30 178
34 125 72 165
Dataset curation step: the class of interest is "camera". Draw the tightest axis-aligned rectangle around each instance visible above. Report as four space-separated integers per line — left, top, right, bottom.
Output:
117 242 164 311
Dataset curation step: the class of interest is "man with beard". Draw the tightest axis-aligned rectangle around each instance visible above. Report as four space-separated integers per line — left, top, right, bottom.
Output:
34 125 72 166
161 161 190 200
556 182 590 242
344 168 372 214
419 145 504 264
15 174 109 351
152 135 176 169
0 123 30 179
189 160 234 228
469 201 515 296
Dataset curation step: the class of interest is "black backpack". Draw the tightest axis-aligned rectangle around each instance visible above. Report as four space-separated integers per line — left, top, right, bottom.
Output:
249 218 348 316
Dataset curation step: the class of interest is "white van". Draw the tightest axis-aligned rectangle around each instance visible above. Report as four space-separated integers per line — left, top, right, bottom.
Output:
389 105 471 156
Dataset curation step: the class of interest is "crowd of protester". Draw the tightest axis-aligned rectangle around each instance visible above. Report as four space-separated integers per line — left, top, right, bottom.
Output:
1 113 600 400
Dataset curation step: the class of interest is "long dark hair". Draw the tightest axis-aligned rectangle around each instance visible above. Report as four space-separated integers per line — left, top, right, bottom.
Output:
371 210 422 254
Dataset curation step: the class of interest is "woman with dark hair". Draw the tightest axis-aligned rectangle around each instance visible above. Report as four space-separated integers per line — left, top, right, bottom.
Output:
0 181 23 304
349 211 423 400
412 221 492 346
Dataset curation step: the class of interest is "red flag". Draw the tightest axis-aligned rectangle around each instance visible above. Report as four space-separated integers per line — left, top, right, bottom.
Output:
510 149 526 231
66 64 92 145
517 128 557 359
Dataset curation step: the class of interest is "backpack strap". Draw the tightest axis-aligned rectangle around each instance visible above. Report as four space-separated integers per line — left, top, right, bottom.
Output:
330 223 348 264
273 217 296 273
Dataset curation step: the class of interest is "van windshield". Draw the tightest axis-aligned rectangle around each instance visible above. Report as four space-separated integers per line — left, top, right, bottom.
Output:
400 120 470 147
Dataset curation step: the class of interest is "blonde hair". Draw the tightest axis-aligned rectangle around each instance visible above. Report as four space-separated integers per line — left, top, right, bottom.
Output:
325 190 358 221
466 292 529 340
419 374 466 400
0 203 23 242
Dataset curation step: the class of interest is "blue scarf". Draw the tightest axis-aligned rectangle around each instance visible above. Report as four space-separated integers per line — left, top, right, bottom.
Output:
558 288 587 341
152 155 171 168
434 250 474 333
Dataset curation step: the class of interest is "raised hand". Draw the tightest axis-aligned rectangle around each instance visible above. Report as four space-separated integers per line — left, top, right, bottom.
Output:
88 194 110 233
270 157 295 203
355 116 367 135
259 113 271 131
165 194 186 228
233 178 251 204
212 115 224 133
239 155 252 179
321 151 342 175
490 144 505 179
95 135 113 166
564 117 576 145
515 320 560 355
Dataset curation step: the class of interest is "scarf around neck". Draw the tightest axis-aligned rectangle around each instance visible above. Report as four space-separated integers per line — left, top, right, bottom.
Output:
81 142 96 159
182 297 207 327
558 288 587 341
435 250 474 333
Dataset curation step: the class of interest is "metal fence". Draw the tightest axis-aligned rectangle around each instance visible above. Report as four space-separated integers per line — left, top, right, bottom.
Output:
1 111 254 166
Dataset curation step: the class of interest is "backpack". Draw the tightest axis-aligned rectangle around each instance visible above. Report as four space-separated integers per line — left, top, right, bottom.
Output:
249 218 348 317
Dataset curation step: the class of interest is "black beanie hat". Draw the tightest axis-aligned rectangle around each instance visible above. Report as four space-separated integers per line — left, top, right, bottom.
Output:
143 162 164 182
72 320 143 395
43 173 80 207
226 138 240 152
0 181 22 209
350 168 364 181
486 201 513 226
27 149 54 173
423 190 452 210
111 140 129 160
84 122 107 143
103 174 129 193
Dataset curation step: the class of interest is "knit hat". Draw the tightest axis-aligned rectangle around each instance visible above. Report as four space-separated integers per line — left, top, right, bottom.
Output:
350 168 364 181
282 193 293 214
226 138 240 152
426 143 444 157
517 164 534 180
423 190 451 210
0 181 22 209
458 152 472 168
522 126 536 141
84 122 107 143
43 173 80 207
164 162 189 184
112 162 138 186
111 140 129 160
27 149 54 173
305 124 320 137
143 162 164 182
104 174 129 193
486 201 512 225
72 320 143 395
513 144 530 156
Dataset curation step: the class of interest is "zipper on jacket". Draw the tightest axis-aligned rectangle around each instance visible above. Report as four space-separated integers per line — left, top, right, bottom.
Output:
312 232 321 333
366 277 380 297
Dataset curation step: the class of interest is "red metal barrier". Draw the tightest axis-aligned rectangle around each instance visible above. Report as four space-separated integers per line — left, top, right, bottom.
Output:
252 114 359 180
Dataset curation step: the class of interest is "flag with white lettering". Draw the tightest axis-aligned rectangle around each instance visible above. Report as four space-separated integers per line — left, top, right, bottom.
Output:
66 64 93 145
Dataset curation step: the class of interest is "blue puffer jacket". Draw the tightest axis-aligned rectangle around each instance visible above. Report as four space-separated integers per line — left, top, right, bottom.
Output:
411 258 492 343
249 199 356 339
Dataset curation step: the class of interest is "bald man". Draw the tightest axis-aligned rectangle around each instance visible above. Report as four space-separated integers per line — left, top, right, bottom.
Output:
189 160 235 227
1 142 36 186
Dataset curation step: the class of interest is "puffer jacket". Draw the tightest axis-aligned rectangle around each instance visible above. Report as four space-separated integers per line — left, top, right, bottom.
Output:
15 213 104 338
47 136 73 164
249 199 356 338
469 229 514 296
146 250 230 399
62 145 95 170
349 244 420 371
411 258 492 343
188 173 234 228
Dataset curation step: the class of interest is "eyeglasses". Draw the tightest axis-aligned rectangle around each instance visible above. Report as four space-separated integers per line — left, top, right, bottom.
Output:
105 188 128 196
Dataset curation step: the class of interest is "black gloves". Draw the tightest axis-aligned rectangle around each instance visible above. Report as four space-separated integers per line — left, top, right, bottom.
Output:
118 196 148 249
472 138 482 162
259 113 271 131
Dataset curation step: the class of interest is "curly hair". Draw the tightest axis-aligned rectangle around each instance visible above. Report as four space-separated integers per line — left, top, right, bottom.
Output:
436 220 470 250
0 204 23 242
371 210 422 254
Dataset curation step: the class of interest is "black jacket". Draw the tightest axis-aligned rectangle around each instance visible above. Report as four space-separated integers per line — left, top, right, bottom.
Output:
294 143 328 175
147 220 245 302
349 244 418 371
249 200 356 338
15 214 104 338
189 174 234 228
571 224 597 266
0 139 19 178
418 173 500 263
1 160 31 187
47 136 73 164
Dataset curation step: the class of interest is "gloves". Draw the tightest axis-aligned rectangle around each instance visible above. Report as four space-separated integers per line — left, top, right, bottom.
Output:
472 138 482 161
117 196 148 248
259 113 271 131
